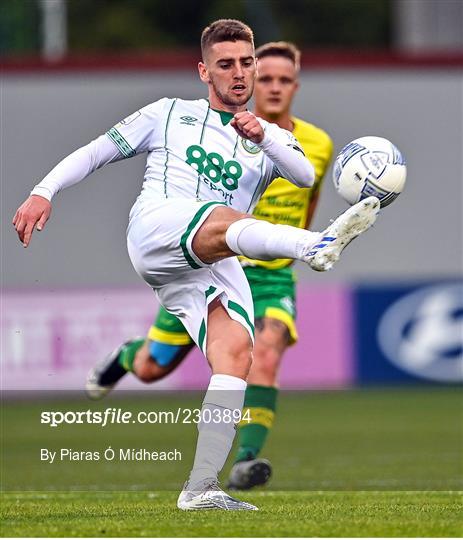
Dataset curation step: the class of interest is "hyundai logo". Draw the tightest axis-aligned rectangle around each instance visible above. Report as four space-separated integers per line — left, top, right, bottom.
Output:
377 283 463 382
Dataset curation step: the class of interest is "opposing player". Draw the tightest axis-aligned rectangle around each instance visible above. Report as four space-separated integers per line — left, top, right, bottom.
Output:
229 41 334 489
87 41 334 491
13 20 379 511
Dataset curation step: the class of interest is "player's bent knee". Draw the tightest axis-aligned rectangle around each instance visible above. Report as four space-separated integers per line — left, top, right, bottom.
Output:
207 333 252 363
192 207 250 263
200 206 249 232
207 333 253 377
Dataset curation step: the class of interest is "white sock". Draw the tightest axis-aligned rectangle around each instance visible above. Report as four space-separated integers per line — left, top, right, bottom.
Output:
225 218 320 261
188 374 246 488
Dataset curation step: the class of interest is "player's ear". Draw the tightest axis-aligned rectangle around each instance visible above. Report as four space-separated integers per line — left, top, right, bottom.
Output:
198 62 210 83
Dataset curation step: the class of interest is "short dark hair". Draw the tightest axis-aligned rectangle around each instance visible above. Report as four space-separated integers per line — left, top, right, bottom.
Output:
256 41 301 71
201 19 254 59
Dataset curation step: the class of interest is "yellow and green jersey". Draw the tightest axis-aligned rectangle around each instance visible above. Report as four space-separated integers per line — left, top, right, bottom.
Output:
241 116 333 269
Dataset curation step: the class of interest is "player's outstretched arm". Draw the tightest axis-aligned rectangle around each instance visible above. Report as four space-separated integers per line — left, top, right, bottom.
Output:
231 111 315 188
13 195 51 247
12 101 165 248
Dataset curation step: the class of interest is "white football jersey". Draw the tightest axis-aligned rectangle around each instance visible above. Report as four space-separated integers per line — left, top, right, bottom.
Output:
106 98 300 213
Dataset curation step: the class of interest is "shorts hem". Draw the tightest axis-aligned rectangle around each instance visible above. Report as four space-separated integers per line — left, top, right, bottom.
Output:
180 201 227 269
148 326 192 346
264 307 298 345
198 292 255 355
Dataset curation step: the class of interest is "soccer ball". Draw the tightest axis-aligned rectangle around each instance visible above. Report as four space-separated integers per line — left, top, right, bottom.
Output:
333 136 407 207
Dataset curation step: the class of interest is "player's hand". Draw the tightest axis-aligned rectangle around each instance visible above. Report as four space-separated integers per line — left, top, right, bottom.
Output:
12 195 52 247
231 111 265 144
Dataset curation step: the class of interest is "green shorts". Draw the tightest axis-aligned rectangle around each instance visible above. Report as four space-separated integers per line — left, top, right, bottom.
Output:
243 265 297 343
148 266 298 346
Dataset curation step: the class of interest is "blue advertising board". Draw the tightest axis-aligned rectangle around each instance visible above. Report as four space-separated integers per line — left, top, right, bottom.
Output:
354 281 463 384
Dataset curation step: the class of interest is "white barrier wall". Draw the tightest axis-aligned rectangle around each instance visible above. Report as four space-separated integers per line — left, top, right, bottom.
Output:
3 68 462 287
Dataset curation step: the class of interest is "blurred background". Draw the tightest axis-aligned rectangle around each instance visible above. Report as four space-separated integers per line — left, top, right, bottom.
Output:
2 0 462 391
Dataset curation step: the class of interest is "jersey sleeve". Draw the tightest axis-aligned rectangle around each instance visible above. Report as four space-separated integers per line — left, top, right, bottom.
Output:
265 123 305 178
30 134 124 201
105 98 169 157
259 122 314 188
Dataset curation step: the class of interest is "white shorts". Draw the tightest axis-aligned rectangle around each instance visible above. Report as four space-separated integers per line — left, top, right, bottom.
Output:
127 198 254 352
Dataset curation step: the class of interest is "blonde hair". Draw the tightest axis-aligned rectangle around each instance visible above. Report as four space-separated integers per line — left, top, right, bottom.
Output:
256 41 301 71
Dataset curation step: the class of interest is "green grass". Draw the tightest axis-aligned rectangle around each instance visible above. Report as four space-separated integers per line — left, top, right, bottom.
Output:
2 491 462 537
1 387 462 536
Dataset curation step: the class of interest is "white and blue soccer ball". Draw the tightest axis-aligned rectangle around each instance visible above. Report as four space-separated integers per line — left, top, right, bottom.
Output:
333 136 407 207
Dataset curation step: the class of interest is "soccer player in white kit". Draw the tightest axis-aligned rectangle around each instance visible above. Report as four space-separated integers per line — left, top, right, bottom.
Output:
13 20 380 510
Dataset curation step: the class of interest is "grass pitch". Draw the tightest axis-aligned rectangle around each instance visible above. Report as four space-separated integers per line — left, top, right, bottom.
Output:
1 387 462 537
2 491 461 537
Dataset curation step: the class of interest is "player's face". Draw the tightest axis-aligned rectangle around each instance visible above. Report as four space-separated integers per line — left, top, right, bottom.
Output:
199 40 256 111
254 56 299 118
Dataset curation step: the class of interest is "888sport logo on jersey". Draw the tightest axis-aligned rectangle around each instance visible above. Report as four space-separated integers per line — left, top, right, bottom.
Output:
185 145 242 191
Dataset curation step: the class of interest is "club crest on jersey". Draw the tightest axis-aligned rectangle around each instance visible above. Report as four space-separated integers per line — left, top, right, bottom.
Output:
241 138 261 155
180 116 198 126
